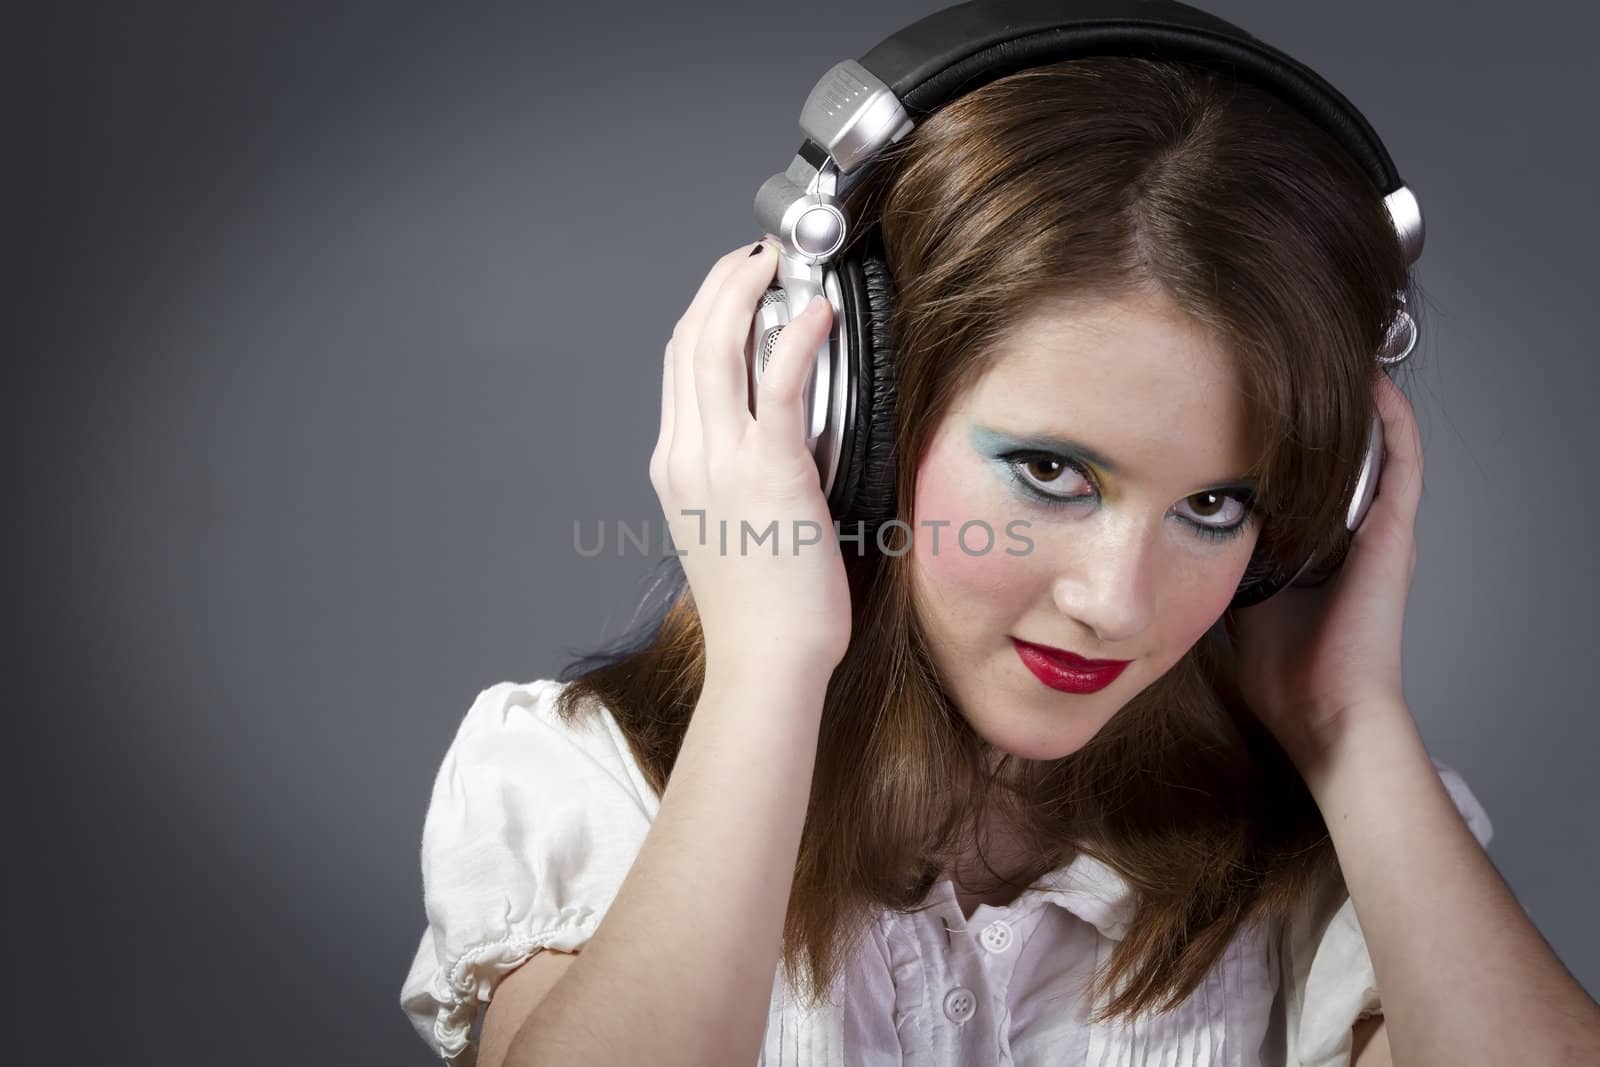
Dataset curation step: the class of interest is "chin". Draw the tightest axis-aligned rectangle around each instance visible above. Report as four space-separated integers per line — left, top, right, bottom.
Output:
968 704 1111 763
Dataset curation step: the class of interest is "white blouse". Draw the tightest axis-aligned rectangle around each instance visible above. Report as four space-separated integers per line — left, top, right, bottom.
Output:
399 679 1495 1067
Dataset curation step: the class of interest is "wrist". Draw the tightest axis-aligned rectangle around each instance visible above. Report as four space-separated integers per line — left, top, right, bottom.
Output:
1289 701 1426 797
1273 692 1414 769
702 651 838 699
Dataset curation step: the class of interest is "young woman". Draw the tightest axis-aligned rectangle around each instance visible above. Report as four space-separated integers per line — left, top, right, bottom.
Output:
399 16 1600 1067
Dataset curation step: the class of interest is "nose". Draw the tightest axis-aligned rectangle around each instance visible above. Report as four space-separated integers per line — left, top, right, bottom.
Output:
1050 520 1156 647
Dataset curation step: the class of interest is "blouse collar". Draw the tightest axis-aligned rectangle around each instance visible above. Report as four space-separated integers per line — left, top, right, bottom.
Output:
926 850 1139 942
1031 850 1139 941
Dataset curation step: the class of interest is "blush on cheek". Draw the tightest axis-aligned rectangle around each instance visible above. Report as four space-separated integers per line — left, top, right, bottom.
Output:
911 445 1030 599
918 520 1010 597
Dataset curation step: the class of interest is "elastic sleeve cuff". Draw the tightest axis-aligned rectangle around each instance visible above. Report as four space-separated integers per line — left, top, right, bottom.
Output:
401 906 601 1063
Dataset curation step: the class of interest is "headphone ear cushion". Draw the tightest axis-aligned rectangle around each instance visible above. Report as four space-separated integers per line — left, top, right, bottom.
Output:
1230 551 1291 610
834 242 901 531
1233 514 1360 608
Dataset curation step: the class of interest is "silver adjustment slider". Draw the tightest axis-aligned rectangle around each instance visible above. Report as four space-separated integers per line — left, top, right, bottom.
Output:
799 59 914 174
1383 184 1424 265
754 60 913 262
1378 185 1423 367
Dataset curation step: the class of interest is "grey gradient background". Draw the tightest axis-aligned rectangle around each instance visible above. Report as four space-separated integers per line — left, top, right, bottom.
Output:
13 1 1597 1063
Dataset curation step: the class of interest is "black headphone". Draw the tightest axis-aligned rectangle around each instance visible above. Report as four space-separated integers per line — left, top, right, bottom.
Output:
746 0 1421 610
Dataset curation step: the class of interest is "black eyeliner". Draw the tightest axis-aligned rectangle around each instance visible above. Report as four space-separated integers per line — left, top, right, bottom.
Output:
972 425 1256 542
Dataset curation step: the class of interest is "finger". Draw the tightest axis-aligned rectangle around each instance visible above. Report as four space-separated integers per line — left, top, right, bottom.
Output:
671 241 770 460
1371 372 1424 517
680 240 770 351
696 240 779 451
754 293 833 454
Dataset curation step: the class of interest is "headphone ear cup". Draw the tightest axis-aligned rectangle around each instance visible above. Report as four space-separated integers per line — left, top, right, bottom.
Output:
1232 503 1360 609
832 238 900 532
1230 550 1296 610
1230 408 1383 609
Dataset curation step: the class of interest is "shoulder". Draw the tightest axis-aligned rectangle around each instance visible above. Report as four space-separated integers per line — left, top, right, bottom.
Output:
433 678 659 821
416 678 661 897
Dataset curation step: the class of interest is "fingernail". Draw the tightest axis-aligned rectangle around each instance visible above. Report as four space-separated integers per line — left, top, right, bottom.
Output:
749 242 765 257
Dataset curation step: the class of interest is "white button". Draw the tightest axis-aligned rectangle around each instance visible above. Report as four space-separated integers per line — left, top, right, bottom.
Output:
943 986 976 1024
979 920 1013 953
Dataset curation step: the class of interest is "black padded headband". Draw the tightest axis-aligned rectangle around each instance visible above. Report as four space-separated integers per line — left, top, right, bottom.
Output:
849 0 1400 194
766 0 1421 267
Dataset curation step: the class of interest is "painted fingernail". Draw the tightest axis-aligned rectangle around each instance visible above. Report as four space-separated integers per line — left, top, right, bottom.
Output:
749 242 765 257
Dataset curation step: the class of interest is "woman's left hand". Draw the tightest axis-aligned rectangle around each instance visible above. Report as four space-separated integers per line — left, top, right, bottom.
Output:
1226 372 1425 768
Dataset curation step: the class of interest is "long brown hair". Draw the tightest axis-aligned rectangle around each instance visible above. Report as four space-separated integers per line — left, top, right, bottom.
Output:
552 55 1421 1022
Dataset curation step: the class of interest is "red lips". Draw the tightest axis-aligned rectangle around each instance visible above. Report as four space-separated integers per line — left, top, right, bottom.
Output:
1012 638 1130 670
1010 638 1131 694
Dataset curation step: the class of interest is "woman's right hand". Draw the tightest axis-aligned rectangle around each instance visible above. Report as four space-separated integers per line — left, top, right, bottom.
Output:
650 238 853 676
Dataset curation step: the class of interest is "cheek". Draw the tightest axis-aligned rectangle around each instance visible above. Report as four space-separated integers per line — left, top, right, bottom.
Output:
1157 539 1258 652
910 442 1038 613
1163 586 1228 649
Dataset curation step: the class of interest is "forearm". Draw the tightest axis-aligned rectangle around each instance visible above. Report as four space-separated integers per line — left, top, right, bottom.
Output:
1294 708 1600 1066
506 661 829 1067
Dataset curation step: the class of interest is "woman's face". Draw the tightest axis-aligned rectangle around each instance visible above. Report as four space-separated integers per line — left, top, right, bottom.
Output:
909 287 1263 761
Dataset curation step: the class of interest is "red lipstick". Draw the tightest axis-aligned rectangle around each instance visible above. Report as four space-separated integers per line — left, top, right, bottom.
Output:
1011 638 1130 694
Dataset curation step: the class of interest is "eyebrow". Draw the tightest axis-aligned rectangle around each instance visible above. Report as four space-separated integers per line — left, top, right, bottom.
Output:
969 424 1259 493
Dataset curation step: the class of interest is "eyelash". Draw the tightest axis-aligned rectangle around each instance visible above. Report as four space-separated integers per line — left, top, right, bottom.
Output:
997 449 1256 543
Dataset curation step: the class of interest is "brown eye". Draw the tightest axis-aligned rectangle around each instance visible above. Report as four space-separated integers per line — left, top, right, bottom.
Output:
1175 489 1254 542
1003 452 1094 502
1188 490 1229 518
1026 458 1066 483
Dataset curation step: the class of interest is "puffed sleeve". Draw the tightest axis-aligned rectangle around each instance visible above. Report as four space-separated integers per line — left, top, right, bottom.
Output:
398 679 660 1064
1280 756 1494 1067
